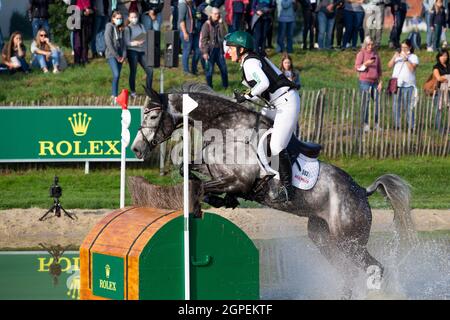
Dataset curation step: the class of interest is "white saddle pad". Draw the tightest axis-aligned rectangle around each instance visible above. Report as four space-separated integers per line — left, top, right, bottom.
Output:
292 154 320 190
257 129 320 191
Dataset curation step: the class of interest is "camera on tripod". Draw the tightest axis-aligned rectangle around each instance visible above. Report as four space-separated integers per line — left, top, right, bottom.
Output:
39 176 76 221
49 176 62 199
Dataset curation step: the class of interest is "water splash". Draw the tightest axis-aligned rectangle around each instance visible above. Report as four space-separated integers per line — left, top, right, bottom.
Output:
256 232 450 300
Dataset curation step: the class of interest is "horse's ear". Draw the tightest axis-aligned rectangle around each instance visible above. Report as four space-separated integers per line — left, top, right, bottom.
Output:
143 85 162 105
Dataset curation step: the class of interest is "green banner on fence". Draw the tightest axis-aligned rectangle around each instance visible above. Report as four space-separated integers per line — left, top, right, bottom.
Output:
0 107 142 162
0 251 80 300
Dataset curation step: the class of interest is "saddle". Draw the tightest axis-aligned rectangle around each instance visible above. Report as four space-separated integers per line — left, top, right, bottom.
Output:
256 130 322 191
286 135 321 161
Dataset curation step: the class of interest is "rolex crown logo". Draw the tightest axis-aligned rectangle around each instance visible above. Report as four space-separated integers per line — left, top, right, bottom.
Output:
68 112 92 136
105 264 110 279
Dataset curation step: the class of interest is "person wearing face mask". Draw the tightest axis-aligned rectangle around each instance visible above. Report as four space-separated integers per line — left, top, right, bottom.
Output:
125 10 154 97
105 10 127 102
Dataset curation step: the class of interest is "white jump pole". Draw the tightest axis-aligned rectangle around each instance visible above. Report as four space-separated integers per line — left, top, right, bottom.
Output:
119 92 131 209
182 94 198 300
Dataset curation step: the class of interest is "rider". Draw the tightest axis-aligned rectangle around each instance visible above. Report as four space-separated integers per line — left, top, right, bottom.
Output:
225 31 300 202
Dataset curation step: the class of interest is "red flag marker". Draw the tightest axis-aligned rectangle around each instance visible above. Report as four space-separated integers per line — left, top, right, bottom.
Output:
116 89 129 110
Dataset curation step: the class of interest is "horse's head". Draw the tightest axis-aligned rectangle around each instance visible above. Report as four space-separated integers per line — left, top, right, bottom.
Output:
131 87 177 160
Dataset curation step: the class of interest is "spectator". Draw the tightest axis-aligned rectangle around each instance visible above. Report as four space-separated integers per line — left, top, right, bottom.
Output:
387 0 407 50
299 0 317 50
432 48 450 131
141 0 164 31
424 0 436 52
71 0 95 65
115 0 134 21
28 0 51 38
363 0 385 49
316 0 341 50
231 0 248 32
430 0 447 51
1 32 30 74
179 0 201 75
200 7 229 89
171 0 179 30
125 11 154 97
332 2 344 48
105 10 127 100
387 39 419 129
355 36 381 132
341 0 364 50
251 0 275 55
276 0 296 53
91 0 110 58
279 52 301 88
31 28 62 73
266 6 275 49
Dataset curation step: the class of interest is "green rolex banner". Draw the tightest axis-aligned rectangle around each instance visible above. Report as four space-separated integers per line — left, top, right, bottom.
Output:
0 107 142 162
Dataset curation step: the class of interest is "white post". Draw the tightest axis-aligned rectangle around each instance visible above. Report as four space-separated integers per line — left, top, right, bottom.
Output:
84 161 89 174
160 67 166 176
182 94 198 301
120 107 131 209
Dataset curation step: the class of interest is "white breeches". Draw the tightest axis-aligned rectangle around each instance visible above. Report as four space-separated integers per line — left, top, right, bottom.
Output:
261 90 300 156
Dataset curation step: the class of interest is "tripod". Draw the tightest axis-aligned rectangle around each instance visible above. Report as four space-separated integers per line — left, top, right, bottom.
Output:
39 197 76 221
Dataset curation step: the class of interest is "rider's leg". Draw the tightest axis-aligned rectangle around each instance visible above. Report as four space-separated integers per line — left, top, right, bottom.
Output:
270 90 301 202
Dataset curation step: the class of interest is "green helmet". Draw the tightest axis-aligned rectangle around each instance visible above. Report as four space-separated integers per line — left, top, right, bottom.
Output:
225 31 254 51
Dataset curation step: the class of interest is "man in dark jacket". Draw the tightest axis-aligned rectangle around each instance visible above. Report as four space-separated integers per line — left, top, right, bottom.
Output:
200 7 228 89
29 0 52 38
141 0 165 31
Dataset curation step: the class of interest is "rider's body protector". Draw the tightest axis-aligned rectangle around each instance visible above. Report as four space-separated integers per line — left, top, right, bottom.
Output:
240 52 300 156
241 52 298 102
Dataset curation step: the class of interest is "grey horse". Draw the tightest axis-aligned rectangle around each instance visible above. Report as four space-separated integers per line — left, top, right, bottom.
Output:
131 83 416 298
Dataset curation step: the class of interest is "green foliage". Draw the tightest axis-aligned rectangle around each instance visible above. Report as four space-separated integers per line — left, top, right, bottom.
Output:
8 11 32 40
48 1 72 48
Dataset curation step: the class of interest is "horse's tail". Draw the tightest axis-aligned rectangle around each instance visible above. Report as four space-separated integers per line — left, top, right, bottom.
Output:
366 174 417 244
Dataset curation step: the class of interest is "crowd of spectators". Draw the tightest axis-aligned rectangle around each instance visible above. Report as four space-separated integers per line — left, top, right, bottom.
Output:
0 0 449 131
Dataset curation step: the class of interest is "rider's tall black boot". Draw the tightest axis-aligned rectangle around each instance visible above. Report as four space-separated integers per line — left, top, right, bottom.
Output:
273 149 294 202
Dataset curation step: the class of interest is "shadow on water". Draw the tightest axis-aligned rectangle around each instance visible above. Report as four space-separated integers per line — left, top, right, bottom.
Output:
255 232 450 300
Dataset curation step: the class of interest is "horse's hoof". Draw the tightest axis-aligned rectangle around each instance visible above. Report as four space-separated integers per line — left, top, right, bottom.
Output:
366 265 383 290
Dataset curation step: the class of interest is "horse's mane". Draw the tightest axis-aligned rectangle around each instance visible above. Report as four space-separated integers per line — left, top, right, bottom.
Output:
168 82 261 116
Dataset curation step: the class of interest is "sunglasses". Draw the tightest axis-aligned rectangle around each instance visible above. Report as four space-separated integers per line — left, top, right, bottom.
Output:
39 34 47 37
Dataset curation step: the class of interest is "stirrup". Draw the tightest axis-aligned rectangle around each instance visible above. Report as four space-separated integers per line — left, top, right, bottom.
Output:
271 185 292 203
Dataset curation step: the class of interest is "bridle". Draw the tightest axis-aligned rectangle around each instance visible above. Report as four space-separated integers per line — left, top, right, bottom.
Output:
138 105 173 151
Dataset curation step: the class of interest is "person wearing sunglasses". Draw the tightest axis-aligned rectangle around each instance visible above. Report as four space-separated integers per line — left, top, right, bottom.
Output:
30 28 62 73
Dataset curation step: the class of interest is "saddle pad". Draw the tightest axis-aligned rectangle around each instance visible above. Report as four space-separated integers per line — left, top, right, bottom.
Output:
292 154 320 191
257 129 320 190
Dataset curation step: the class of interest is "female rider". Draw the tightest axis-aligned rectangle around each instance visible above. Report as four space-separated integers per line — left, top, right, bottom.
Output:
225 31 300 202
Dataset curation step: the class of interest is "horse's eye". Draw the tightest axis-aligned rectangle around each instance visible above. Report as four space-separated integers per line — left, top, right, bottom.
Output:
150 115 158 120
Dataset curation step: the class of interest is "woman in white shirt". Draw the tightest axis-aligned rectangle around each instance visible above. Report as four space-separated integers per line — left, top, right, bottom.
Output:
387 39 419 129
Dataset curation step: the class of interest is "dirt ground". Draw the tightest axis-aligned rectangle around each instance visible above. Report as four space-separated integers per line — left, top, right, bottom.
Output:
0 207 449 249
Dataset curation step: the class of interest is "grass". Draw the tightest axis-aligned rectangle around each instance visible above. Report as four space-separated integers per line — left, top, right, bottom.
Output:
0 156 448 209
0 31 441 103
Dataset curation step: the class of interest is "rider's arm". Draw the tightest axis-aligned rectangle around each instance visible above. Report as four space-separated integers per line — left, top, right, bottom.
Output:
243 58 270 101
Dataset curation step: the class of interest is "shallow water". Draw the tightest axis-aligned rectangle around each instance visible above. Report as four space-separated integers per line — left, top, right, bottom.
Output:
256 232 450 300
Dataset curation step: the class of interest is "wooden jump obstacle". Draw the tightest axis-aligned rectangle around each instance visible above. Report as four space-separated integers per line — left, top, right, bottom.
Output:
80 207 259 300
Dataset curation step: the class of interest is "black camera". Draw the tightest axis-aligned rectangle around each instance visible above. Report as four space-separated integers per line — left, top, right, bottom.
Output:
49 176 62 199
